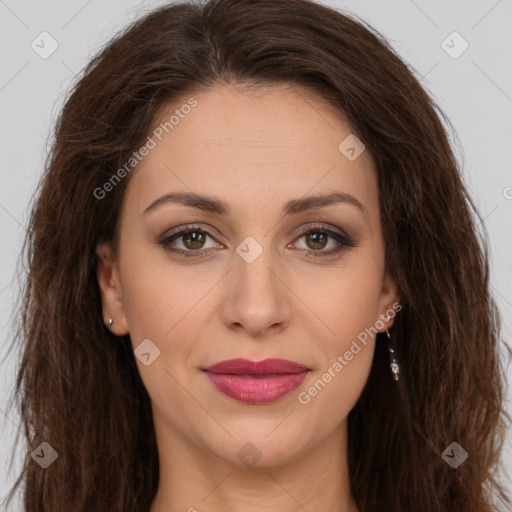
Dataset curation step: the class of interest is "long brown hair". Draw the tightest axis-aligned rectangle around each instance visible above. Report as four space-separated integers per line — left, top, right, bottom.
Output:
3 0 510 510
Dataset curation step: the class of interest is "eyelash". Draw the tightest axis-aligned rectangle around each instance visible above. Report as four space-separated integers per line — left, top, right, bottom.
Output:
156 223 355 259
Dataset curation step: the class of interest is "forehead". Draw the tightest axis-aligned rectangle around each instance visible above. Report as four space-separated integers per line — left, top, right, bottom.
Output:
124 83 378 220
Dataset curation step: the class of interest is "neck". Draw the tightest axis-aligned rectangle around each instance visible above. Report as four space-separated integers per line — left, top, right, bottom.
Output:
149 415 359 512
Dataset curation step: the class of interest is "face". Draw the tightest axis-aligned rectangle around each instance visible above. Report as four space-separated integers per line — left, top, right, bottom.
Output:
97 83 399 469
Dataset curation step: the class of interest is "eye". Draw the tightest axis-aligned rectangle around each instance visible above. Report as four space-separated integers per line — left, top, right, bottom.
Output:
157 225 222 258
156 223 355 259
288 224 355 258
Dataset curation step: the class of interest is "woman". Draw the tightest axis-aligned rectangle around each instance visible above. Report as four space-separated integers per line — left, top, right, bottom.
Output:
3 0 510 510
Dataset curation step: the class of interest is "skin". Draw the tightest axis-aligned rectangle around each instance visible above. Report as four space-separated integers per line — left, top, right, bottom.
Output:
97 83 399 512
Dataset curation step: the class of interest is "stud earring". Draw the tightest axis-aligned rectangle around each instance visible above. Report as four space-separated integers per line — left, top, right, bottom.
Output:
386 329 400 381
107 318 114 326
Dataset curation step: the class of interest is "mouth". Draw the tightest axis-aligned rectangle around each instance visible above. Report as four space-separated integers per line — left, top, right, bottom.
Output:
202 358 311 404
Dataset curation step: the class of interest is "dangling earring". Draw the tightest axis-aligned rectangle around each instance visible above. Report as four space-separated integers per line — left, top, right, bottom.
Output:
386 329 400 381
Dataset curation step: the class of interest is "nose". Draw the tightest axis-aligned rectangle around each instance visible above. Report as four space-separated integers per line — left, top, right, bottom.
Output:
219 243 292 338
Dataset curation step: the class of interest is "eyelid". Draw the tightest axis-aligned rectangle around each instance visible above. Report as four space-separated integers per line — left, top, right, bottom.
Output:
159 222 350 244
159 224 223 249
293 222 351 241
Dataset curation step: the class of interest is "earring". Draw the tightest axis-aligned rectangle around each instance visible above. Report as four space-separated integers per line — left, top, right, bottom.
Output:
386 329 400 381
107 318 114 326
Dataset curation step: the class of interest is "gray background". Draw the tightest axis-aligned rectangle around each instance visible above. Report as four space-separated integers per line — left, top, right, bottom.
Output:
0 0 510 509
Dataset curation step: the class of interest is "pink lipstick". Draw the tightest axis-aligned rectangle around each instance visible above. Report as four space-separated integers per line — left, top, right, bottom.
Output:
203 358 310 404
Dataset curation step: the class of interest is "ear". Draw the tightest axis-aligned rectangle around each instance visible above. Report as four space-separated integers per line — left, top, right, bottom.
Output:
96 242 129 336
376 271 401 332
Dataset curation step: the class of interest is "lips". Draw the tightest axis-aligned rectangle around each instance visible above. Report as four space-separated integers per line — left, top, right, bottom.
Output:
203 358 310 404
204 358 309 375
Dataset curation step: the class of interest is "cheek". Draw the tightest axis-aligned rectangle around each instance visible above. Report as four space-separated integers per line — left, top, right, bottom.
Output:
118 257 216 384
298 273 380 418
312 257 384 345
119 243 207 340
119 267 205 410
300 255 383 404
120 272 172 342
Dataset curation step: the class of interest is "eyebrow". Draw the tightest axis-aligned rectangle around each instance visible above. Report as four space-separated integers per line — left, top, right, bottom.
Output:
142 191 368 219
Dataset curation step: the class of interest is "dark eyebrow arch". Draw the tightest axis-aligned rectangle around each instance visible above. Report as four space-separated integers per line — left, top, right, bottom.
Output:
142 191 367 218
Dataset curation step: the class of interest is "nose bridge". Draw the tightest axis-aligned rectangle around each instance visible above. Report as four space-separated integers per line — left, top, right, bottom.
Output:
235 233 282 304
221 234 290 335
